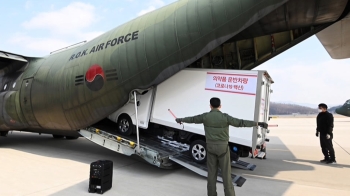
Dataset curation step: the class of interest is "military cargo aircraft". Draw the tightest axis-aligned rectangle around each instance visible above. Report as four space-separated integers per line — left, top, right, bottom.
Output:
335 100 350 117
1 0 350 139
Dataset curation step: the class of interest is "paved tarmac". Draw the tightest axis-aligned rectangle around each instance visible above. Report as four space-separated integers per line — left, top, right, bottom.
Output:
0 117 349 196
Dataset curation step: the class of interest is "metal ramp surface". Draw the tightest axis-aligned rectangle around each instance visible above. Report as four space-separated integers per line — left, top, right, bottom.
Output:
81 127 249 187
79 128 184 169
92 121 257 171
101 129 188 158
169 153 246 187
231 160 256 171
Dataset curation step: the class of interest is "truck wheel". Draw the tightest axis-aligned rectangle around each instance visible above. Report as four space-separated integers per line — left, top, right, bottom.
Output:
65 136 79 140
117 115 135 136
230 152 239 163
229 145 241 162
52 135 64 139
190 140 207 164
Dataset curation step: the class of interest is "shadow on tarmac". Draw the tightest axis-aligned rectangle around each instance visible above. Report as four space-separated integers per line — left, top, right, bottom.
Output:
288 159 350 169
0 133 315 196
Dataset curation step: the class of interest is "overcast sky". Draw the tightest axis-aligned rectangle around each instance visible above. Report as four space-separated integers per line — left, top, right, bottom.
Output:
1 0 349 107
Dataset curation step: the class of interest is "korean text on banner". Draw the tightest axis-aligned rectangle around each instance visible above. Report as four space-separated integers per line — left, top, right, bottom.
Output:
205 72 258 95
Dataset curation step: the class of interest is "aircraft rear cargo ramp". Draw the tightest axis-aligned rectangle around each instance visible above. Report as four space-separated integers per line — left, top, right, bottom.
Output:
79 127 250 187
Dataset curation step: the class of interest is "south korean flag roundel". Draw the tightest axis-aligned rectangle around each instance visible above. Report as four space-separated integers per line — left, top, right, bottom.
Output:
85 64 105 91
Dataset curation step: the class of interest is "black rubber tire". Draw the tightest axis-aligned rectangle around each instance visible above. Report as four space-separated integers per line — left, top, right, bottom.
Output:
117 115 135 136
65 136 79 140
190 140 207 164
52 135 64 139
230 152 240 162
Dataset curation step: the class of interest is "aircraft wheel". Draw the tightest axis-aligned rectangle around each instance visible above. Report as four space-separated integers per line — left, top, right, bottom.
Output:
190 140 207 164
65 136 79 140
117 115 135 136
52 135 64 139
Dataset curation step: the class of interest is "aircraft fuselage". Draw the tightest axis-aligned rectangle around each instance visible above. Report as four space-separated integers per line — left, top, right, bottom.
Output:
1 0 349 135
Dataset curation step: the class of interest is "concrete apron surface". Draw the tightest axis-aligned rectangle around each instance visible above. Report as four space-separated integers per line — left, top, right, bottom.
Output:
0 117 349 196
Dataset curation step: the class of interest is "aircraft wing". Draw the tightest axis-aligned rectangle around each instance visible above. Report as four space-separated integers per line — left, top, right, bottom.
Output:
0 50 27 62
316 13 350 59
0 50 28 76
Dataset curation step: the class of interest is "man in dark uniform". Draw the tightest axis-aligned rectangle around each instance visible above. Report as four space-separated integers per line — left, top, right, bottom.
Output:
175 97 268 196
316 103 336 164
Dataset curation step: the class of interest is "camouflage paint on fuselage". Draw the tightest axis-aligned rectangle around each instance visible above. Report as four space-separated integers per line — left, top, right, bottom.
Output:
335 100 350 117
1 0 349 134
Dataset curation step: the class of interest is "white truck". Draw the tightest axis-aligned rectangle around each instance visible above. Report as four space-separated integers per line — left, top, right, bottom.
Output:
108 68 273 164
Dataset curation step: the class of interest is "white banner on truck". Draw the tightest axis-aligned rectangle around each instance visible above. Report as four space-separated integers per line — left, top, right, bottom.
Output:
205 72 258 95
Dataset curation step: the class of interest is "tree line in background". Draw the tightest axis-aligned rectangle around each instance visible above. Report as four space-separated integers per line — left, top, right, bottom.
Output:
269 102 342 115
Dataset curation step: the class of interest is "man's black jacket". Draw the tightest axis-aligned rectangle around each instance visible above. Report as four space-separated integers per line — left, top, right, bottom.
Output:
316 111 334 136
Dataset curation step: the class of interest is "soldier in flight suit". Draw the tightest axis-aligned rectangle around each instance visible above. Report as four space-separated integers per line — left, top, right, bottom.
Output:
175 97 268 196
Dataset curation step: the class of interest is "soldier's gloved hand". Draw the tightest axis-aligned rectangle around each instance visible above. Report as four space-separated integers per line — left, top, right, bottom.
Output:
326 134 331 139
258 122 268 129
316 132 319 137
175 118 182 124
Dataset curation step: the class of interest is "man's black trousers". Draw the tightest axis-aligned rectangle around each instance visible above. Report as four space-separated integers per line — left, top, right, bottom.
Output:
320 134 335 160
